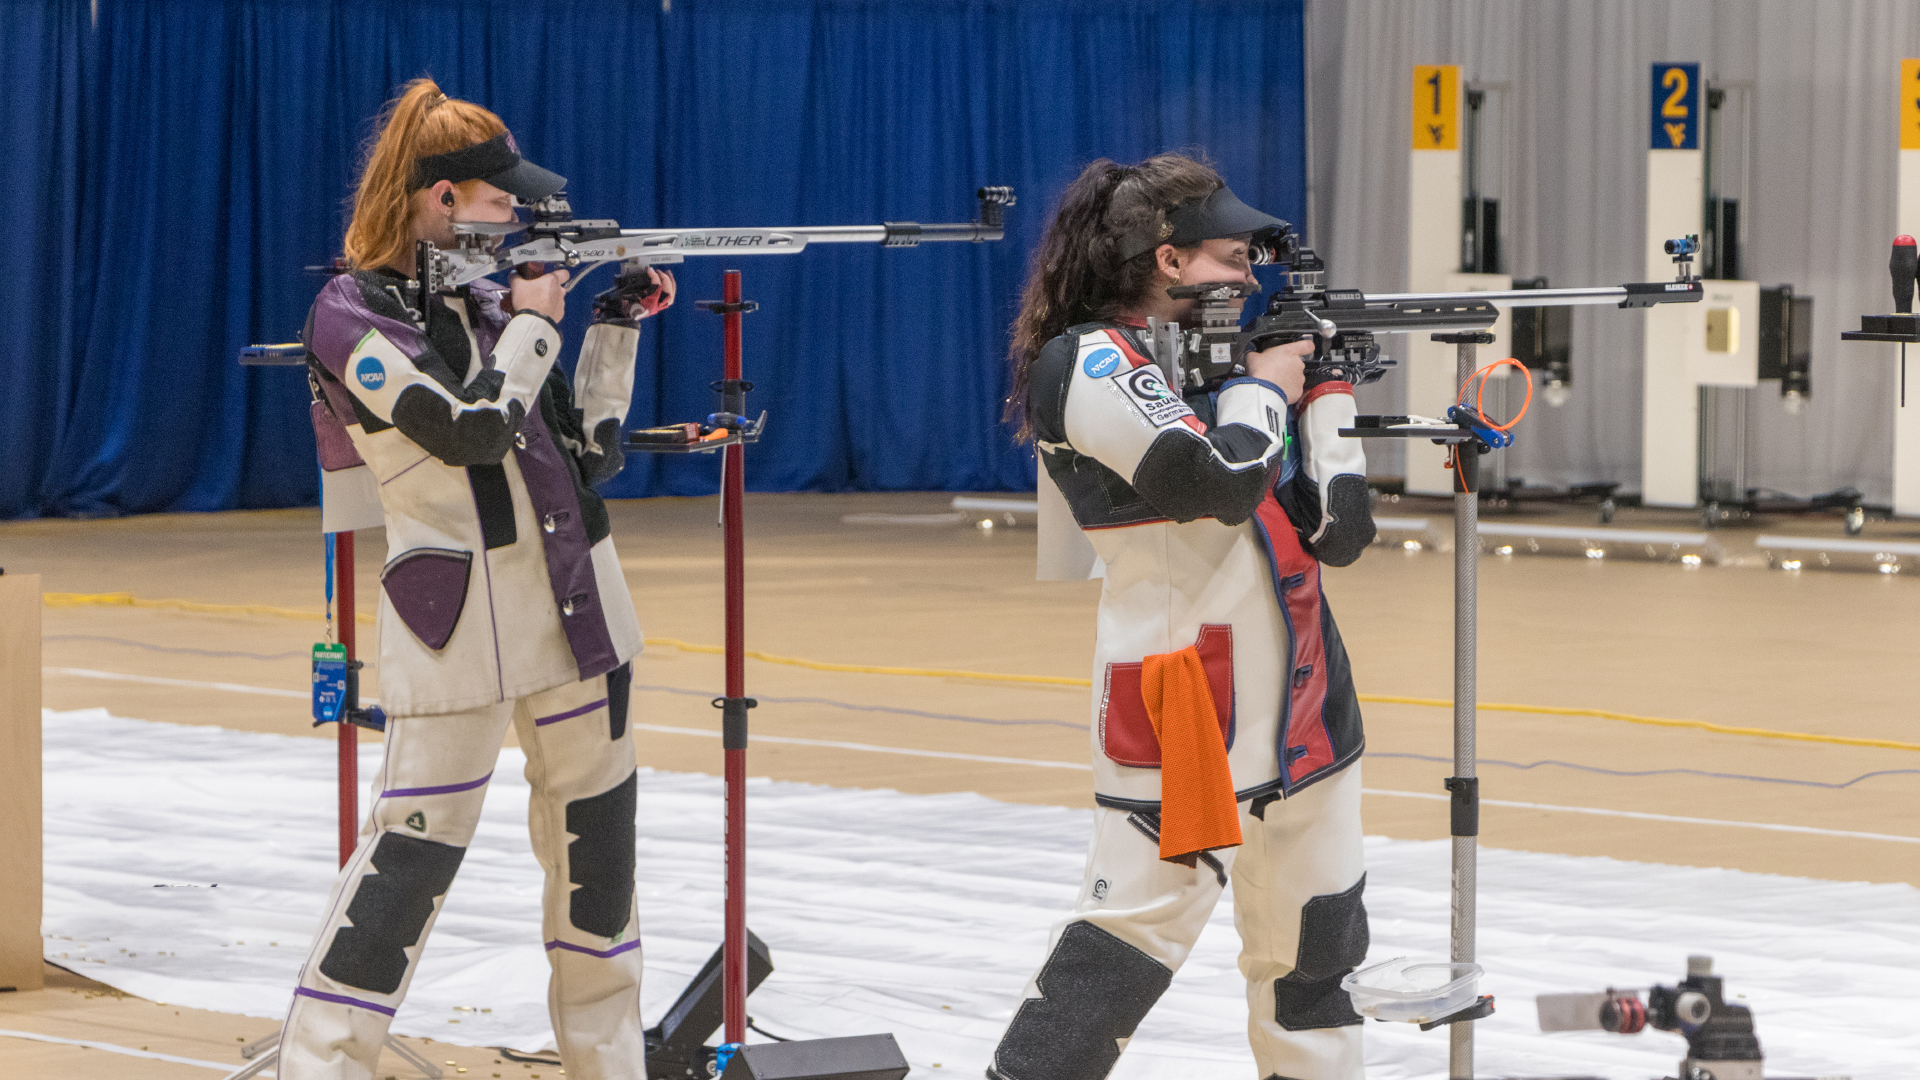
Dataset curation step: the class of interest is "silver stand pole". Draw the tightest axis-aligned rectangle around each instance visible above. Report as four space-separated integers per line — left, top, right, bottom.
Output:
1448 337 1481 1080
1340 329 1512 1076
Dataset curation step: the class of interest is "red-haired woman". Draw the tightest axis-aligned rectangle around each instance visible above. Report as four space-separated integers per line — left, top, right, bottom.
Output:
989 154 1374 1080
281 78 672 1080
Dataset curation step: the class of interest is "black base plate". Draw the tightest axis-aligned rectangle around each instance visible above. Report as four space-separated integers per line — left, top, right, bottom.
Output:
1417 994 1495 1031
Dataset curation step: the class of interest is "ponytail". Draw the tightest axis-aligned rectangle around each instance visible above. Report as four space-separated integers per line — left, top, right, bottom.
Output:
343 78 509 272
1006 153 1223 437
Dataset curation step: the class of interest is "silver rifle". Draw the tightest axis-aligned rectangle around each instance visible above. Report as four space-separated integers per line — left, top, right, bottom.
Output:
426 186 1016 291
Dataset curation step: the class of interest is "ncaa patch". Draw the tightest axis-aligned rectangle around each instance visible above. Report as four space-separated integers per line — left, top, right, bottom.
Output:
1082 347 1122 379
355 357 387 390
1115 366 1192 428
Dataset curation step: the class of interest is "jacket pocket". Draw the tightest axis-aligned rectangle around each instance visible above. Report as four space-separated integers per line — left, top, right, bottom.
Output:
310 399 366 471
380 548 473 650
1099 624 1235 767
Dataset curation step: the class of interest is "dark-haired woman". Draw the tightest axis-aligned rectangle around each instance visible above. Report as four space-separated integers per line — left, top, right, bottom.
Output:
279 79 672 1080
989 154 1374 1080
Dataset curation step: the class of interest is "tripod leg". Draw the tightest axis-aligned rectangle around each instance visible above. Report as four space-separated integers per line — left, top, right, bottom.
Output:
384 1035 445 1078
218 1046 279 1080
239 1027 280 1059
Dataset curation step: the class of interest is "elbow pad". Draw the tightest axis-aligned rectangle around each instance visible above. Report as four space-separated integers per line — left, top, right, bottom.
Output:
1130 376 1289 525
343 314 559 467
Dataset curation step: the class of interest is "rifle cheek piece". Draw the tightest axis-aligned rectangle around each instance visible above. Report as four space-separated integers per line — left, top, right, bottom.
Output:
1165 280 1259 388
1151 224 1402 394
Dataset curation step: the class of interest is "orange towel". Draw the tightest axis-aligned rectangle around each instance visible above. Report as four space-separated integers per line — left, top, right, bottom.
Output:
1140 644 1242 864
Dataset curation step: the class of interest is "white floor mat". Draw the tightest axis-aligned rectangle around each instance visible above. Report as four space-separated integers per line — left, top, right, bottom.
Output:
39 708 1919 1078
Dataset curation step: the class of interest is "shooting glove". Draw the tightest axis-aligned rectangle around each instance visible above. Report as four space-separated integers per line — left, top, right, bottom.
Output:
1286 380 1375 566
569 321 641 485
592 269 670 327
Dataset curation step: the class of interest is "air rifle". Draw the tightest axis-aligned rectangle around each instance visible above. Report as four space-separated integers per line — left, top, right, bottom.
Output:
1150 227 1705 393
414 186 1016 295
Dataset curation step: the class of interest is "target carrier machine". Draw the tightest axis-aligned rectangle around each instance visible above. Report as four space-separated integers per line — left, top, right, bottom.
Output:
1535 954 1850 1080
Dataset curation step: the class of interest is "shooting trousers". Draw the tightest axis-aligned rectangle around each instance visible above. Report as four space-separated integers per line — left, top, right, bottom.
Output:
278 670 646 1080
991 763 1368 1080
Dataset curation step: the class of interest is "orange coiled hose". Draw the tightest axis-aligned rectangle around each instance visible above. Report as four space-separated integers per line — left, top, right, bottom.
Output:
1457 357 1534 432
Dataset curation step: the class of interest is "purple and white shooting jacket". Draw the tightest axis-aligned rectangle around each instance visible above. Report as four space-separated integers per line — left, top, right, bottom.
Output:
306 269 643 716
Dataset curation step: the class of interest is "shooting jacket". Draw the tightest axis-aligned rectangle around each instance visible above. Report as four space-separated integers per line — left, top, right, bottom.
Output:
1030 320 1365 810
306 269 643 716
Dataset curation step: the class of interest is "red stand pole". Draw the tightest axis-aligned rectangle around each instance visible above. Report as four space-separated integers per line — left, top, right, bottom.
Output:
720 270 749 1047
335 531 359 869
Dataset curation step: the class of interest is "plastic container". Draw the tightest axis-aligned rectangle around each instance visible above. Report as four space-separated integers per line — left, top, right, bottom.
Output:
1340 957 1483 1023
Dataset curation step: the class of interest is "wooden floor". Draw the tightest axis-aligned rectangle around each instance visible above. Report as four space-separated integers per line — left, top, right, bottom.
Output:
5 491 1919 1075
0 964 521 1080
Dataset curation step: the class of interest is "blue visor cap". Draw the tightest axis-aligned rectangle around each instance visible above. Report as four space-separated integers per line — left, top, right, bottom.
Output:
412 133 566 202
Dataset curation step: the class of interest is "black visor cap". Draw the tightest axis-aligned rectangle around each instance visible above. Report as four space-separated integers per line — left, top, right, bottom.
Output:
413 133 566 202
1164 186 1290 248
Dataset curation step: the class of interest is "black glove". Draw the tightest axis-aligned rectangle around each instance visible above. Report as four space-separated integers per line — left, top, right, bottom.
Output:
592 270 665 327
577 418 627 487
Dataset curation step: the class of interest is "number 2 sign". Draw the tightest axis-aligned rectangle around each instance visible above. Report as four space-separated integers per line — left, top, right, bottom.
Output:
1651 63 1700 150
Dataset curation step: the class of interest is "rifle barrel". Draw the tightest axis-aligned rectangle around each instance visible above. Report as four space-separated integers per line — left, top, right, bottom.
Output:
1364 285 1691 308
914 221 1007 242
612 220 1002 246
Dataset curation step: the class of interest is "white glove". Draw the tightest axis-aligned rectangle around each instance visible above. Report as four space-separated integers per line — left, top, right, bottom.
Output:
573 322 641 455
1294 382 1374 566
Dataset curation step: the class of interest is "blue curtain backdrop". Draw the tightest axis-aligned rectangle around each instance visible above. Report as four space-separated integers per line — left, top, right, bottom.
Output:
1 0 1306 518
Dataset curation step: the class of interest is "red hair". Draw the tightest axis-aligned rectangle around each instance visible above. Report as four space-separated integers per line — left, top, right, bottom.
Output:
343 78 507 271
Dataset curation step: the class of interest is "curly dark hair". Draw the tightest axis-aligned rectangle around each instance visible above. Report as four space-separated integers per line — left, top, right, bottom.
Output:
1005 152 1223 438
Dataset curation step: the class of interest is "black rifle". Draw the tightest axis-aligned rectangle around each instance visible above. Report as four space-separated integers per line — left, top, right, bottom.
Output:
1152 227 1705 393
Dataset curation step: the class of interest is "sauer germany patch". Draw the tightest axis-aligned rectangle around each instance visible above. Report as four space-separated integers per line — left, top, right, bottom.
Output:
1112 365 1193 428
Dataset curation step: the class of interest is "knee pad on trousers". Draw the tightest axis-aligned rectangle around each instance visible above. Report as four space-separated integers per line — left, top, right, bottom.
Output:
1273 874 1368 1031
988 921 1172 1080
565 771 637 938
607 662 631 742
320 832 466 994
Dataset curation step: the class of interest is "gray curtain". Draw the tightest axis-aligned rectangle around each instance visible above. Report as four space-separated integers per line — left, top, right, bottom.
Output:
1306 0 1920 501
